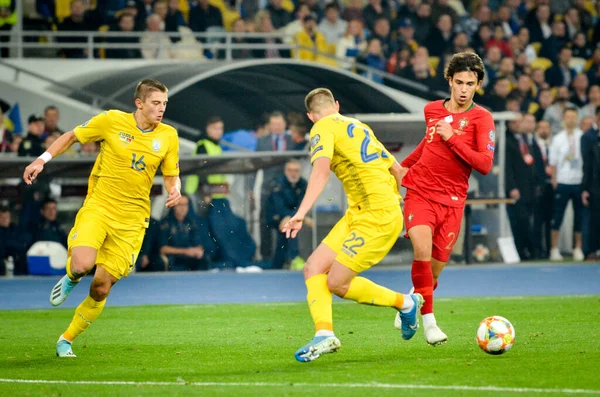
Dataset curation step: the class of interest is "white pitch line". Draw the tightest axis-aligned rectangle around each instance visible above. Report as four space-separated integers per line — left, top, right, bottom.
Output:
0 378 598 394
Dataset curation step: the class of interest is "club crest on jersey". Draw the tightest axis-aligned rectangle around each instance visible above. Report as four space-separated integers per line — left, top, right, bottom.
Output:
119 132 134 143
152 139 161 152
489 130 496 142
311 134 320 148
458 117 469 130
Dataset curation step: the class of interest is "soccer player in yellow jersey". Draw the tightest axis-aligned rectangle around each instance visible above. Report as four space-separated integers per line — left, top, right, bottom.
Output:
22 79 182 358
282 88 424 362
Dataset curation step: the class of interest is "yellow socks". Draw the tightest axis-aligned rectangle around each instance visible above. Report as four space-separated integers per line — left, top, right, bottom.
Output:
306 274 333 332
63 295 106 342
343 277 404 310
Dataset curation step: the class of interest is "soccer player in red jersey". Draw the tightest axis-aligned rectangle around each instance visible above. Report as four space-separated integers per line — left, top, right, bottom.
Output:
395 52 496 345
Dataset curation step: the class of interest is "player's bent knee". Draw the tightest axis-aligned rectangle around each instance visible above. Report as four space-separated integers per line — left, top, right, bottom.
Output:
90 281 112 301
326 278 349 297
70 247 98 276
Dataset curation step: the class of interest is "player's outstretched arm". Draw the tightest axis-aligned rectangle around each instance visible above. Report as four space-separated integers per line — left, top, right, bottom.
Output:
400 137 426 169
281 157 330 238
164 175 182 208
23 130 78 185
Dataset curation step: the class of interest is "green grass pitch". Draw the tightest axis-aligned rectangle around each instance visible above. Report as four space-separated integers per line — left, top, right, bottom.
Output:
1 296 599 396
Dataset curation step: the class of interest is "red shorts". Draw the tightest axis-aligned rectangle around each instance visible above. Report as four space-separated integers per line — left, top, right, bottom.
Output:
403 188 464 262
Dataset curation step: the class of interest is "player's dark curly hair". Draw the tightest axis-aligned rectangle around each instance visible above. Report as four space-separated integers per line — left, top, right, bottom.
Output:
444 52 486 82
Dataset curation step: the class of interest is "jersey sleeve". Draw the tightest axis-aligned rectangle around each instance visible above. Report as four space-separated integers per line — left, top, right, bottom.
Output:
161 130 180 177
309 122 334 163
73 111 111 144
446 109 495 175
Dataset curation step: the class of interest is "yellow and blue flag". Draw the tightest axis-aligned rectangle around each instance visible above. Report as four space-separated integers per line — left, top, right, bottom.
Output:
5 103 22 134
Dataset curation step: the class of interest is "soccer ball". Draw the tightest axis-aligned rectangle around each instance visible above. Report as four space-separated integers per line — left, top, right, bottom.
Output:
476 316 515 355
472 244 490 263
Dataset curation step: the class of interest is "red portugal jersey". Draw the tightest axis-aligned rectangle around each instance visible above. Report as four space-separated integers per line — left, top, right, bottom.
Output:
401 99 496 208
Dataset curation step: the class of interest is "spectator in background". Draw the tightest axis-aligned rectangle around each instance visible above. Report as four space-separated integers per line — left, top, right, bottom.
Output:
544 86 578 136
580 85 600 120
29 198 67 248
588 48 600 86
56 0 98 58
164 0 187 39
515 74 536 112
141 14 175 59
516 27 538 64
533 88 554 121
545 46 576 88
80 141 99 155
581 106 600 259
483 45 502 87
486 24 512 57
452 32 469 54
335 18 366 70
549 108 585 262
495 4 519 37
413 2 433 45
184 116 256 268
570 74 590 108
266 159 309 270
539 20 567 64
0 205 29 276
136 0 155 30
159 195 208 271
105 13 142 59
341 0 364 22
571 32 592 60
318 3 346 48
371 17 394 59
43 106 62 135
292 13 331 65
356 38 386 84
189 0 223 34
266 0 291 30
136 218 165 272
251 110 293 261
0 107 13 152
563 7 581 40
397 0 419 24
230 18 253 59
531 67 549 92
289 122 308 151
395 18 419 53
534 120 554 259
363 0 391 33
472 24 492 57
430 0 458 27
252 10 290 59
460 5 491 40
425 14 454 57
121 1 143 31
526 3 551 44
485 77 511 112
399 46 435 88
505 113 541 260
18 114 45 157
0 0 15 58
281 4 311 44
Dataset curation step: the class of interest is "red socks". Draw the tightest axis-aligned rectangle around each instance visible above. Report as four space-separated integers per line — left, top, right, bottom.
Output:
411 260 433 315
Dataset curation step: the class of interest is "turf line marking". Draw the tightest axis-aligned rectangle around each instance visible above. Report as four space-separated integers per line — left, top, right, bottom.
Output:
0 379 598 394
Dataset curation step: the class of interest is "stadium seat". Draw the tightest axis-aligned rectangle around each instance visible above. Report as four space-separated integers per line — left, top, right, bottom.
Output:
530 57 553 71
530 42 542 55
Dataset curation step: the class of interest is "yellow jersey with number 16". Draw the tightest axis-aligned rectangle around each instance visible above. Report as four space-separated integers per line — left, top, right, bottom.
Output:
309 113 400 211
73 110 179 228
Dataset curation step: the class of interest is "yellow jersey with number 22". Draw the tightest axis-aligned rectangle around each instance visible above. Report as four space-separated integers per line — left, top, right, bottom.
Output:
309 113 400 211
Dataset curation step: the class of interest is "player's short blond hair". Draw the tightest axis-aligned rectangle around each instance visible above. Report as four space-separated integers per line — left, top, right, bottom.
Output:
305 88 335 113
134 79 168 102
